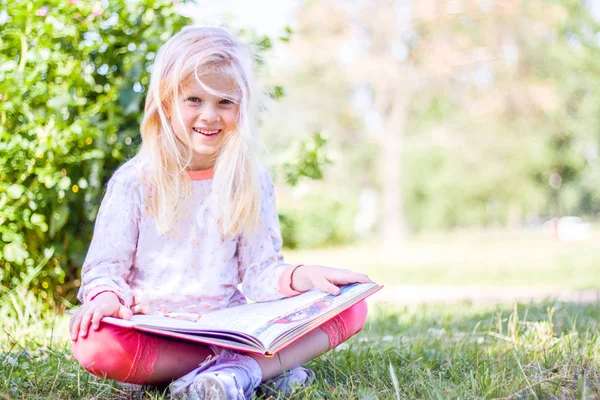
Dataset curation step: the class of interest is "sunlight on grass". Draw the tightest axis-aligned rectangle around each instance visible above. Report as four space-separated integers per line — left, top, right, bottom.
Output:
3 299 600 399
285 229 600 289
3 229 600 398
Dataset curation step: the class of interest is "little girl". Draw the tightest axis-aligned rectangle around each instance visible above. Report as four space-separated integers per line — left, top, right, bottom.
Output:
70 26 372 399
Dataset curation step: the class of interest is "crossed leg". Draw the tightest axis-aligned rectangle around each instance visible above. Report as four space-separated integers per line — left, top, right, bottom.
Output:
71 300 368 385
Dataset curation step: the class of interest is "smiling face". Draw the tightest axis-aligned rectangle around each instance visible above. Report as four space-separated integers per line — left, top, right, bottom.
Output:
171 72 240 170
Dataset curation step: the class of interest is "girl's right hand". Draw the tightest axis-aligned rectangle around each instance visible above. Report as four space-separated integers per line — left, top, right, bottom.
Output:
69 291 132 341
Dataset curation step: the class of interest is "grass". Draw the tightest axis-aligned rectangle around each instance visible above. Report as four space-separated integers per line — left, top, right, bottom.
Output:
285 229 600 289
2 230 600 399
3 300 600 399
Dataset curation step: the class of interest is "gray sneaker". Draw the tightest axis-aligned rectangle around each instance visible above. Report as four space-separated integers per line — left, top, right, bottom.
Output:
257 367 315 397
118 383 156 399
170 349 262 400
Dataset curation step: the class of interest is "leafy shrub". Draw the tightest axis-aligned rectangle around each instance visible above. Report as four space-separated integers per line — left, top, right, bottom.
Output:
279 192 357 249
403 148 548 231
0 0 189 304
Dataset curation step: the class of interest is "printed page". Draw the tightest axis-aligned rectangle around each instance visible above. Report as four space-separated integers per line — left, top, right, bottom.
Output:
102 283 380 350
103 314 209 331
251 283 380 349
102 289 337 334
197 283 380 348
194 288 333 333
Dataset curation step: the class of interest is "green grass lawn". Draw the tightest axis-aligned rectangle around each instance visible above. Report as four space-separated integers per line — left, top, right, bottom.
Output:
3 300 600 399
286 229 600 289
3 230 600 399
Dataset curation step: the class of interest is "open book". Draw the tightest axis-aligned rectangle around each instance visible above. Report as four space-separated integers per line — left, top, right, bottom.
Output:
100 283 382 357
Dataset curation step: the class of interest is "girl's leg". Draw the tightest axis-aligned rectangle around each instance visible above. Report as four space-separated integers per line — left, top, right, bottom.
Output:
149 337 216 383
72 299 368 384
172 301 369 399
253 328 330 380
251 299 369 380
72 323 214 385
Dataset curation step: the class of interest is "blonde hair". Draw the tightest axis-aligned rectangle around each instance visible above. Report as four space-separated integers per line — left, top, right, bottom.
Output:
139 26 262 238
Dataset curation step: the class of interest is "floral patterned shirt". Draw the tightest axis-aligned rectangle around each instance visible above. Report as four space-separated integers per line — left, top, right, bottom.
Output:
77 156 300 321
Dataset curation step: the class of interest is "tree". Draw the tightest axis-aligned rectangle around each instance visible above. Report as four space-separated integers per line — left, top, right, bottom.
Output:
394 0 600 228
349 0 420 245
271 0 600 236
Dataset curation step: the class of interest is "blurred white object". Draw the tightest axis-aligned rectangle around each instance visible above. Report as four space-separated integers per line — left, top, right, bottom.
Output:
544 216 592 241
354 189 378 237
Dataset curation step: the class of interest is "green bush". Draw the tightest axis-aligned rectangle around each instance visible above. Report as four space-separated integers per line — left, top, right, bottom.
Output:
0 0 189 304
403 148 548 231
279 193 357 249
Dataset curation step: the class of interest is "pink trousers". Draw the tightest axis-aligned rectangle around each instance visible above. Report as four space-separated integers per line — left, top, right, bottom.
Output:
71 300 368 384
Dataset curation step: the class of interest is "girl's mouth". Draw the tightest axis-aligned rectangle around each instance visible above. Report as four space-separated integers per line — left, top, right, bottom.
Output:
192 127 221 137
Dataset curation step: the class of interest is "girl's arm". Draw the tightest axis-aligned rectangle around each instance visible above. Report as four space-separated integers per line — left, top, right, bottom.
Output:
77 176 141 307
238 170 302 301
238 170 372 300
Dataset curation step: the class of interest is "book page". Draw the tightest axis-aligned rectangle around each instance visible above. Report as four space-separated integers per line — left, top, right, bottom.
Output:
102 288 335 334
102 283 380 351
196 283 379 348
250 283 378 349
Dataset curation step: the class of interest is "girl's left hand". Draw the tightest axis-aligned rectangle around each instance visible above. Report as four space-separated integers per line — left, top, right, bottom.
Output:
290 265 373 295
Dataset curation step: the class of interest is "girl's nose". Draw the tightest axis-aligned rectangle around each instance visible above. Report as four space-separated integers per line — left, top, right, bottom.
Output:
200 104 219 123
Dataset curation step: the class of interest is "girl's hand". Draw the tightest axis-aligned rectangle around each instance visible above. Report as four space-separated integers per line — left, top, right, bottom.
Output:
69 291 132 341
291 265 373 295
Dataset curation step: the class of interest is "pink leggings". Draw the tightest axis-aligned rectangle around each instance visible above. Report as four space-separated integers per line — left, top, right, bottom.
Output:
71 300 368 385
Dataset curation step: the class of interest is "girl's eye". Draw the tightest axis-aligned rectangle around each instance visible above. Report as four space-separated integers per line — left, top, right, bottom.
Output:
220 99 234 105
186 97 201 103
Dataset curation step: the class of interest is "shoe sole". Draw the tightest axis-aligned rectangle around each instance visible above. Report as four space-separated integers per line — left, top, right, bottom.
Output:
191 375 229 400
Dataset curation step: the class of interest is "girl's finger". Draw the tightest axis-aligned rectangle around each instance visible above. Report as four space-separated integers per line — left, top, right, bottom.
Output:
70 306 88 341
332 270 371 285
118 305 133 320
91 308 105 330
353 272 372 283
315 277 340 296
68 310 76 333
70 312 82 341
78 308 95 339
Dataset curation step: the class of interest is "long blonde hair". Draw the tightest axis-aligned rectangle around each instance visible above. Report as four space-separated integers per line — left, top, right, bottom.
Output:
139 26 262 238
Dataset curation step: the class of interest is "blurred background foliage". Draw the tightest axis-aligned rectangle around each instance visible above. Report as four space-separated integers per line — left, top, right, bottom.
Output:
1 0 600 308
262 0 600 239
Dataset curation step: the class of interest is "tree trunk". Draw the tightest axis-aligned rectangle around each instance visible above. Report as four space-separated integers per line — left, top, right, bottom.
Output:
380 84 408 246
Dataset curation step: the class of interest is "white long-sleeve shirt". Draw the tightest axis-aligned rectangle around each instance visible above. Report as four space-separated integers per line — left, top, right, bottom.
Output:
77 156 300 321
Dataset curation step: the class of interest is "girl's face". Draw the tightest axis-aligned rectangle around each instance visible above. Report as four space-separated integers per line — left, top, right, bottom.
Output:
171 73 239 170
